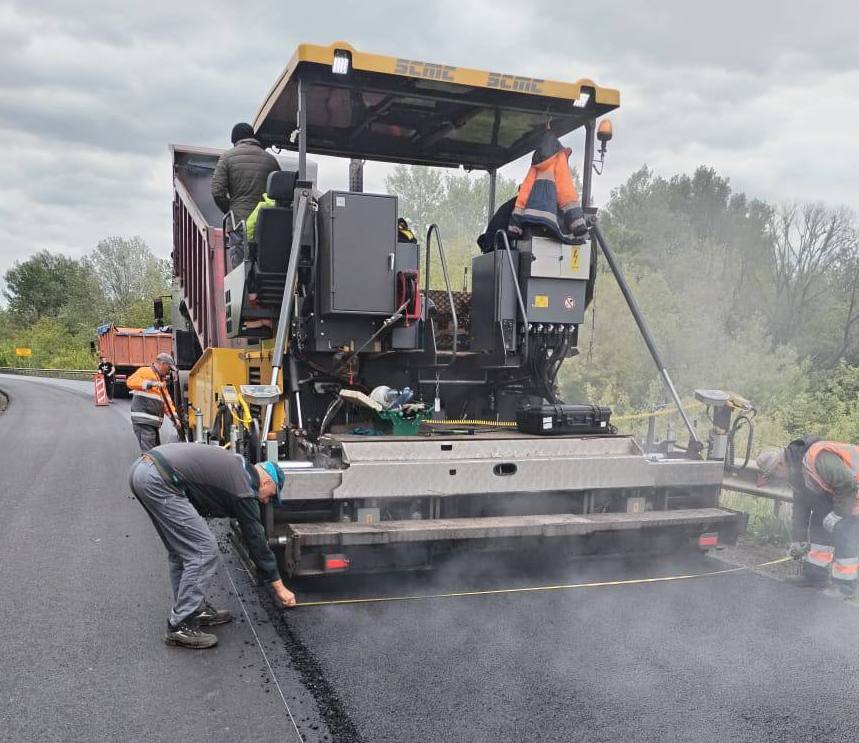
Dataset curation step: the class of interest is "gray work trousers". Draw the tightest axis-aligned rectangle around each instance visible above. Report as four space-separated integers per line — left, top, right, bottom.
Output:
132 423 161 453
129 458 219 626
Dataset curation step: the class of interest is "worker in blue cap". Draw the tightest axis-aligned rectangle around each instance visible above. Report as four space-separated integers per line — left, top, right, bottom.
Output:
128 443 295 649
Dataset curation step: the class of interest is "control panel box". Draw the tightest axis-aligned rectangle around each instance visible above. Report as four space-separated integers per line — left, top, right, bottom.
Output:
317 191 397 316
517 236 590 325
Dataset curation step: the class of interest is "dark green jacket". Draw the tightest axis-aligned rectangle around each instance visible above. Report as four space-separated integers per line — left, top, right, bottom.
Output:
211 138 280 226
148 445 280 583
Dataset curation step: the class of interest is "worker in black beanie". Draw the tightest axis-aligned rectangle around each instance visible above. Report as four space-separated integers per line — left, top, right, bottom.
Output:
212 122 280 228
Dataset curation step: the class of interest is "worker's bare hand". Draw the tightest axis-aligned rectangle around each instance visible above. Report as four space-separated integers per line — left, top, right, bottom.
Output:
272 579 297 608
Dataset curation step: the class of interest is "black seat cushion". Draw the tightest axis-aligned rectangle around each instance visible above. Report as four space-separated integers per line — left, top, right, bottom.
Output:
266 170 298 204
255 206 293 273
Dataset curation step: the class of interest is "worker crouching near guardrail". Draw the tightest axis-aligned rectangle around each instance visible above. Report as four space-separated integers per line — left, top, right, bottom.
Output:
129 443 297 649
758 437 859 600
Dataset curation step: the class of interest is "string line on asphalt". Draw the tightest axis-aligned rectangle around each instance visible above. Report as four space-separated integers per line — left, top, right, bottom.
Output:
225 564 305 743
295 557 793 608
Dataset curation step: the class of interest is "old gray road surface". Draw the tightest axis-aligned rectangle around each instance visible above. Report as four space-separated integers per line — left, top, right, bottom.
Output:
3 375 859 743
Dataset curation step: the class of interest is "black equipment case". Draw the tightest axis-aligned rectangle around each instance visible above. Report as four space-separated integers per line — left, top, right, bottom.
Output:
516 404 613 436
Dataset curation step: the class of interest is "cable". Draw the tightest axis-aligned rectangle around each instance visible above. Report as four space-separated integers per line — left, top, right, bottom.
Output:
295 557 791 608
224 565 305 742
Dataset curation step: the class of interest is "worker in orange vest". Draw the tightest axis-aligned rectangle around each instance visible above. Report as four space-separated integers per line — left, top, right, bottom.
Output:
127 353 181 452
758 437 859 599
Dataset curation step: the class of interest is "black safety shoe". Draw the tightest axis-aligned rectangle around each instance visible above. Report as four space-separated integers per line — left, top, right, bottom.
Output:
164 621 218 649
193 601 233 627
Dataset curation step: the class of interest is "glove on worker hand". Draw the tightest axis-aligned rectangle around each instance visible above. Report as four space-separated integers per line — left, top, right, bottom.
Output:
565 207 588 238
823 511 843 533
787 542 809 560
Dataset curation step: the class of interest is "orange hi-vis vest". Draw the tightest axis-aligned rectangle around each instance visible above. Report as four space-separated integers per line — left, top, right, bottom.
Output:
802 441 859 514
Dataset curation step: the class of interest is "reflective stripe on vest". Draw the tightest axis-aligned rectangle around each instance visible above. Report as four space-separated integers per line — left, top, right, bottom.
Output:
806 543 834 568
132 389 163 402
832 557 859 581
131 411 164 426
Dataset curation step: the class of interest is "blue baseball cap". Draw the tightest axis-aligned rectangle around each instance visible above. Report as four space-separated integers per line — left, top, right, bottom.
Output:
260 461 285 495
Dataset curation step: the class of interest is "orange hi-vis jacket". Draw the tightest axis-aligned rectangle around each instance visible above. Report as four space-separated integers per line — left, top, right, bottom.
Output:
127 365 177 428
802 441 859 516
510 132 585 244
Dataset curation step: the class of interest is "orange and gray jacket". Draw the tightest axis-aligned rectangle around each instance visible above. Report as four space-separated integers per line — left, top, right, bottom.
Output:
127 365 177 428
801 441 859 517
509 132 585 244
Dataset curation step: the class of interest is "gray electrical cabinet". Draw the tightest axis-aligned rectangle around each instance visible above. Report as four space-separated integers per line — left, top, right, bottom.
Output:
517 236 590 325
317 191 397 316
470 250 519 353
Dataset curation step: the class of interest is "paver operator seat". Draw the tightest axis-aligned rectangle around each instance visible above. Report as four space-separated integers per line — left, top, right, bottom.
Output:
224 169 300 337
254 170 297 276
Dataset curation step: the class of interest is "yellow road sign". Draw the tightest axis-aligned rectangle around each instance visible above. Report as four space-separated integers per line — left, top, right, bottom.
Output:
15 348 32 357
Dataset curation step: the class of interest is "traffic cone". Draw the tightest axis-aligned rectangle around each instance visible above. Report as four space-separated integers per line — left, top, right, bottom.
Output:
93 373 109 406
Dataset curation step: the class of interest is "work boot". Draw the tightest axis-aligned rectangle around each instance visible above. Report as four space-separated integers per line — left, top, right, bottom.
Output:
164 620 218 649
193 601 233 627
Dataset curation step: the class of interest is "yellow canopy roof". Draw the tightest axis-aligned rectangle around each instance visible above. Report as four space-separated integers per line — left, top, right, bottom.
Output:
253 42 620 170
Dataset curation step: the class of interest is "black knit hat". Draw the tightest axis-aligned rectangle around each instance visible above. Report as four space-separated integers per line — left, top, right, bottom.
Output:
231 122 255 144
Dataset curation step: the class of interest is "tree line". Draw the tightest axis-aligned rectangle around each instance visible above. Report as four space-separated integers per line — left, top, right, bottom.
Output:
0 237 171 368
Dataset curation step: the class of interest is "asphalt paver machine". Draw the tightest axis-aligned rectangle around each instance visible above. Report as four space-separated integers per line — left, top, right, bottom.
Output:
170 42 749 577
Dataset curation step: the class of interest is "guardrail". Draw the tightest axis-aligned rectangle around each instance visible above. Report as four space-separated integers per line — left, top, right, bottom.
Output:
721 465 793 518
0 367 96 381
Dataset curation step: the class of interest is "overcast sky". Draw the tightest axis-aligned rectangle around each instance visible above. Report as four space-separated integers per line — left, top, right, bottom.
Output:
1 0 857 283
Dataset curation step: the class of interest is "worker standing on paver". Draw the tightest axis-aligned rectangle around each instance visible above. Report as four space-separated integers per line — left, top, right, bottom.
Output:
97 356 115 401
757 437 859 599
127 353 180 452
128 443 296 648
211 122 280 228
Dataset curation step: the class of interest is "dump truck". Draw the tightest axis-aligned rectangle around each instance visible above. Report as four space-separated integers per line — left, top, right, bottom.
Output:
94 324 174 397
168 42 753 578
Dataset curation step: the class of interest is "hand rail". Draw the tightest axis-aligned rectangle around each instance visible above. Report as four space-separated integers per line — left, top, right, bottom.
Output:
424 224 458 368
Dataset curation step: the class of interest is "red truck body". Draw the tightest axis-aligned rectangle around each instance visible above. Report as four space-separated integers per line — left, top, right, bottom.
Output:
96 325 174 393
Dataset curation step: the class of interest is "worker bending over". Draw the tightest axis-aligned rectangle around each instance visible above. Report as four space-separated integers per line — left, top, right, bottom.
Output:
127 353 180 452
129 443 296 649
758 437 859 599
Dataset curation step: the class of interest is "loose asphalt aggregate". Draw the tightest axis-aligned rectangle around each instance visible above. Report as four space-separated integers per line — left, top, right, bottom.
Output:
3 374 859 743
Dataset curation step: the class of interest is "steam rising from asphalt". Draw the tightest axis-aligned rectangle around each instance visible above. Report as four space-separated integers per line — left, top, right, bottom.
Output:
281 549 859 743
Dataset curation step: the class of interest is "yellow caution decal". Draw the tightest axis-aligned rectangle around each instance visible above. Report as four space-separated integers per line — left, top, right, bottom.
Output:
533 295 549 308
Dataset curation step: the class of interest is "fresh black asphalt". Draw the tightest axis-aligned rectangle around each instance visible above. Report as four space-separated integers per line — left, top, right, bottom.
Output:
3 374 859 743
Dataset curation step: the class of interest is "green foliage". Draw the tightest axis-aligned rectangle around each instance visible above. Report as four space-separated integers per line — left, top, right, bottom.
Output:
721 492 791 546
3 251 98 324
386 166 517 290
1 237 170 369
773 360 859 443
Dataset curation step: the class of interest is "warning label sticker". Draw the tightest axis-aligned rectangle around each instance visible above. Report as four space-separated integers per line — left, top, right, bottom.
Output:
564 296 576 311
533 295 549 308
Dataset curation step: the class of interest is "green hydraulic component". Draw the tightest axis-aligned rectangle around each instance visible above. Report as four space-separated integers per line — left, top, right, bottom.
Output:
374 406 433 436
